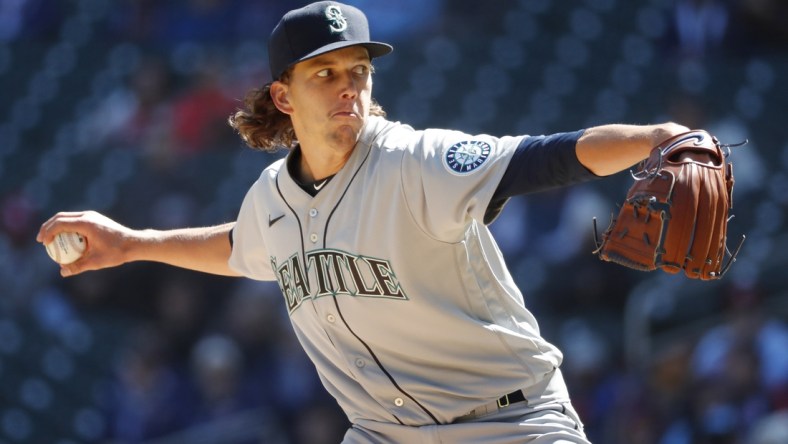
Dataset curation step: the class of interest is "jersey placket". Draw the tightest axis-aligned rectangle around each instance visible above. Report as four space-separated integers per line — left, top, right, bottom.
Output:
301 200 417 422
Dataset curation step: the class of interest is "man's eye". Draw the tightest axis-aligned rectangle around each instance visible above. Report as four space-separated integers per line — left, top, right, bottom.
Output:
353 66 368 75
317 69 330 77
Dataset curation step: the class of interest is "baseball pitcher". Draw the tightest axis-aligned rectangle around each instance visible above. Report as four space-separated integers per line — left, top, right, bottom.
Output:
38 2 704 442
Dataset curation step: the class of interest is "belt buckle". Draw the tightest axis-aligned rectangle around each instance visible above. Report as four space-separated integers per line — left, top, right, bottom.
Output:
497 394 510 409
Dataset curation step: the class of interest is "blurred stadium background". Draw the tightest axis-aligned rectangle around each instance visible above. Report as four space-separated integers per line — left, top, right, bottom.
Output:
1 0 787 443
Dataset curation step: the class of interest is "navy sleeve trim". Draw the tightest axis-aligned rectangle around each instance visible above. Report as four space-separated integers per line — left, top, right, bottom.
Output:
497 129 598 197
484 129 599 224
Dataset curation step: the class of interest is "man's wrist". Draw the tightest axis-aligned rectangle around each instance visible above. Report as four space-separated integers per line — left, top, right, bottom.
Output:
651 122 691 148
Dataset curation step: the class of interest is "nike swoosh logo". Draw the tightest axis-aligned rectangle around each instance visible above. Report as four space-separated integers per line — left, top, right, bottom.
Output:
313 179 329 191
268 214 285 227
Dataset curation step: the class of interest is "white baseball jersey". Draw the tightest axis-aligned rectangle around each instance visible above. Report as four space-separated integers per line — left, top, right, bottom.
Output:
229 116 566 426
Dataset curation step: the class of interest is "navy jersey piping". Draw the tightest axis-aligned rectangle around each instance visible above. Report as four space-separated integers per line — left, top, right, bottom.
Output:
322 140 441 425
275 172 307 277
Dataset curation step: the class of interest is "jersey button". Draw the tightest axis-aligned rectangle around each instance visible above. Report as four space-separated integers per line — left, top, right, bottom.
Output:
309 208 318 217
310 233 318 243
326 314 336 323
394 398 404 407
354 358 365 368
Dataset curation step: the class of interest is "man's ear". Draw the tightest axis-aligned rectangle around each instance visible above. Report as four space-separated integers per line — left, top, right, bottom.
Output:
270 81 293 115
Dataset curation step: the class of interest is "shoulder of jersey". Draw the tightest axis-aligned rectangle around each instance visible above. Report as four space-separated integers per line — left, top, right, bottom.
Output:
364 117 412 146
257 157 286 183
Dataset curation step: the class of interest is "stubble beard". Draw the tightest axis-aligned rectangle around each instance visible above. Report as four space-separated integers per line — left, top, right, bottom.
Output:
328 121 363 152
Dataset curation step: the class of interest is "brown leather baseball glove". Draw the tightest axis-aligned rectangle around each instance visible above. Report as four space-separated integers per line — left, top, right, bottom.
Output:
593 130 746 280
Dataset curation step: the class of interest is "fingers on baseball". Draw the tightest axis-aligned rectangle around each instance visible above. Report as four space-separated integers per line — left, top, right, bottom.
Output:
37 211 93 244
59 247 97 277
61 263 86 277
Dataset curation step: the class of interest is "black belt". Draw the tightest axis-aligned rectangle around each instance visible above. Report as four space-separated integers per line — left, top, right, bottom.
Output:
461 389 529 420
496 389 527 408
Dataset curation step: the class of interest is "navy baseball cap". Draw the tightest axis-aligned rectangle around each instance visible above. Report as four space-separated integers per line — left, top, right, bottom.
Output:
268 1 393 80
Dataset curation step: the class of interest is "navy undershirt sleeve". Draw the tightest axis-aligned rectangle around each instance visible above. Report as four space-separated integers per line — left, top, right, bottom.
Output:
484 129 600 223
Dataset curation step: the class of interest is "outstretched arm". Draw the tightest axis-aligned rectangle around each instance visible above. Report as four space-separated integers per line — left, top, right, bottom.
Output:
575 122 690 176
37 211 241 277
484 122 692 223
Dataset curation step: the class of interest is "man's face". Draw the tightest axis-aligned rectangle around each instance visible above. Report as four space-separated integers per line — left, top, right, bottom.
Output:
275 46 373 150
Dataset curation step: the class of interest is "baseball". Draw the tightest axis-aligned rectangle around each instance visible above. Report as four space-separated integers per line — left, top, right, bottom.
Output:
45 232 87 265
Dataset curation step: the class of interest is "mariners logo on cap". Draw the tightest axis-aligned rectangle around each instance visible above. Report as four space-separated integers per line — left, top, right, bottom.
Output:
325 5 348 33
444 140 492 174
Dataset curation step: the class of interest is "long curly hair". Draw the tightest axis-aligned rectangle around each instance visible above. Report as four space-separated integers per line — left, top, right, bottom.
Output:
228 69 387 153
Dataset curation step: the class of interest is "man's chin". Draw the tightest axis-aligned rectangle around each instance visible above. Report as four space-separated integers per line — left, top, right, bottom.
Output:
330 124 363 148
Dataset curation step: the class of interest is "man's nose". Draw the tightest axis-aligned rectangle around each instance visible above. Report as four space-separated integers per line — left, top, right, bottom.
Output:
339 72 359 98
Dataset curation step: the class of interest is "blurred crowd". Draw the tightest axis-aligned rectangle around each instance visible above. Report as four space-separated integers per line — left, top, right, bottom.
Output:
1 0 787 443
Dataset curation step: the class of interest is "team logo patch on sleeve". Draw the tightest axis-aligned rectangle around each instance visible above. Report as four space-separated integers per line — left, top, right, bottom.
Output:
444 140 492 174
